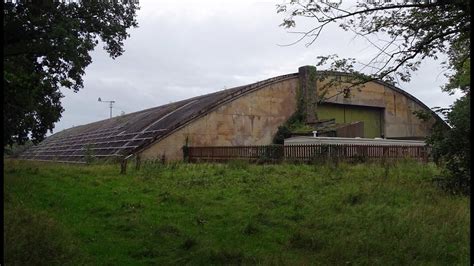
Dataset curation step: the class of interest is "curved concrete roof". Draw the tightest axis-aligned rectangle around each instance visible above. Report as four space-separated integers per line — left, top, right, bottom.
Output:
21 71 444 163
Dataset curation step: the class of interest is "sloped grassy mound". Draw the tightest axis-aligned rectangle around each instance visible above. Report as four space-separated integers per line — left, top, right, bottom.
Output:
4 159 469 265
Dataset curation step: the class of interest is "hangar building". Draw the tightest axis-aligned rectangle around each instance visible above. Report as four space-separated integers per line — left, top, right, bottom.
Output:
21 66 444 162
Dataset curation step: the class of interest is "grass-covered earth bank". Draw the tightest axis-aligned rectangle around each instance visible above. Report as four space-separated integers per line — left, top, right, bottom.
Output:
3 159 469 265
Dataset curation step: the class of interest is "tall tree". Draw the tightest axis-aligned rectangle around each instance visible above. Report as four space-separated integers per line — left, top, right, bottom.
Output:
4 0 139 145
427 57 470 195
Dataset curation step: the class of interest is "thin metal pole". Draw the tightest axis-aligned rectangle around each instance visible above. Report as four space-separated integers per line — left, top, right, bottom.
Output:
99 98 115 118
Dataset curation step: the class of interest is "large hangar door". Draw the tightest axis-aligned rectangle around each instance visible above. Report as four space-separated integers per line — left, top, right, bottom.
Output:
317 103 383 138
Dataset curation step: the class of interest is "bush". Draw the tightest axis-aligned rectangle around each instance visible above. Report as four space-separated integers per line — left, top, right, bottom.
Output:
4 141 33 157
427 94 470 195
433 162 470 195
259 145 284 162
273 125 292 144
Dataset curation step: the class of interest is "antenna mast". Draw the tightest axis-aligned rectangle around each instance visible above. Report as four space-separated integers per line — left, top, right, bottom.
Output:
98 97 116 118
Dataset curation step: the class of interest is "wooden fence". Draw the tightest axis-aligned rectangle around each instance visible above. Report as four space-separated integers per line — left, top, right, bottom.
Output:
186 144 431 163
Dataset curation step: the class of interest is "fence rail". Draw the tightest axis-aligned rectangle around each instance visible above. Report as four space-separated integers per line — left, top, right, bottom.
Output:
187 144 430 163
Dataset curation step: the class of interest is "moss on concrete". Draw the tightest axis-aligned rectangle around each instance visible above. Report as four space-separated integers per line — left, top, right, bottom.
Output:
273 66 319 143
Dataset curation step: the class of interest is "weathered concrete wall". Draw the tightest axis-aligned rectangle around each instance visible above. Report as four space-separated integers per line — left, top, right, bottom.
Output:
317 76 435 138
140 78 299 161
140 72 436 161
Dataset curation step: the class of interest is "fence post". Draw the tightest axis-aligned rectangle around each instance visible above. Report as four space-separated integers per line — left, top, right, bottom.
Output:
422 146 428 163
135 154 141 170
182 144 189 162
120 158 127 175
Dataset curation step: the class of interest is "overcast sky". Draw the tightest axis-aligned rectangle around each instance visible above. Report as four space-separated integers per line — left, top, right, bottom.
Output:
55 0 463 133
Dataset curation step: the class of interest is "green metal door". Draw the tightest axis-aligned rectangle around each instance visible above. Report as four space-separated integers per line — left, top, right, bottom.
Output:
317 104 345 123
317 103 383 138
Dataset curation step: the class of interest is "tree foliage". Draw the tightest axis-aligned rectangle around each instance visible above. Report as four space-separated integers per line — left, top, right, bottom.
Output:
430 95 470 194
278 0 470 193
277 0 470 86
4 0 139 145
427 60 470 194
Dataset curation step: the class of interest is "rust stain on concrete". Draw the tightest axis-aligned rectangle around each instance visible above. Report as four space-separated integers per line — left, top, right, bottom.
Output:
140 78 299 161
140 73 437 161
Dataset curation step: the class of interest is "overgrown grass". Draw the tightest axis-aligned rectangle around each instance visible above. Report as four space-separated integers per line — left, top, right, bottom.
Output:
4 159 469 265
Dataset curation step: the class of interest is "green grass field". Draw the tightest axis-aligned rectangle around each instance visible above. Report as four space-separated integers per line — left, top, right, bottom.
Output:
4 159 470 265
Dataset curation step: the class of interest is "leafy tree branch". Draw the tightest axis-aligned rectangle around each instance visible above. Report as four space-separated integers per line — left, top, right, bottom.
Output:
4 1 139 145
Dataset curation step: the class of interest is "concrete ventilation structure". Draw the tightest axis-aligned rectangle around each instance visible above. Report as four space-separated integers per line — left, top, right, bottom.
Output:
21 66 446 162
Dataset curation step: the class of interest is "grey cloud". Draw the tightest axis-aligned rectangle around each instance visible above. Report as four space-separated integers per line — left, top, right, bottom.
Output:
53 0 460 133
